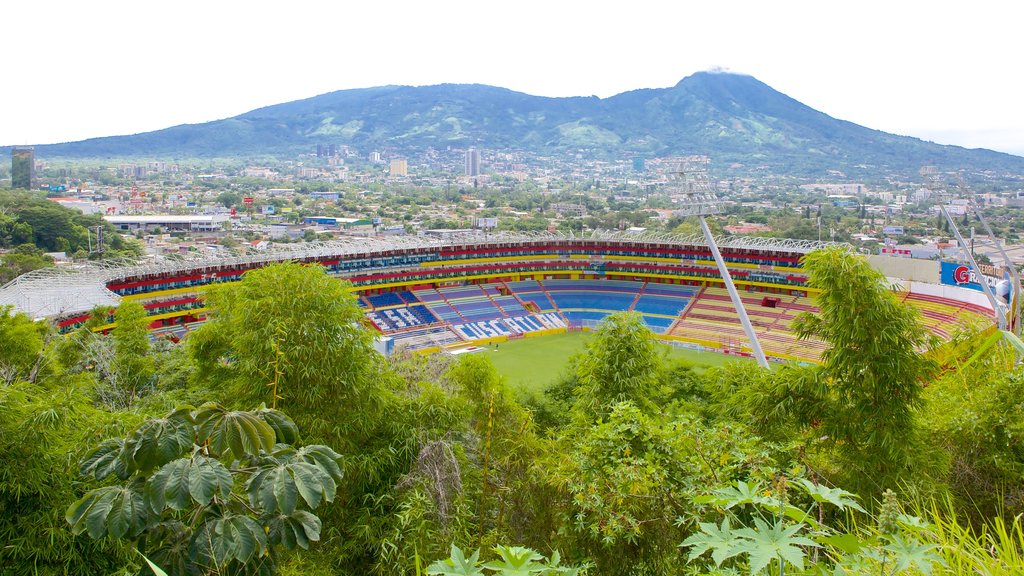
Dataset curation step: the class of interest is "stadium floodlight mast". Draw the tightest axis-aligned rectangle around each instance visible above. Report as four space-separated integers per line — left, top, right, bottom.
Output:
666 156 770 369
940 205 1008 331
922 166 1011 332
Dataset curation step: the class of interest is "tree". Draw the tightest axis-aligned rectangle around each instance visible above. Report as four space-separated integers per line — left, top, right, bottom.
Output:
748 247 937 495
216 191 243 209
0 307 133 574
571 312 663 420
0 250 54 285
108 300 156 408
188 262 382 442
67 404 342 575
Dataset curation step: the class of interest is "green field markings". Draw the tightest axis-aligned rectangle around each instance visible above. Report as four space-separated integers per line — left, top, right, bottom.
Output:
482 331 751 395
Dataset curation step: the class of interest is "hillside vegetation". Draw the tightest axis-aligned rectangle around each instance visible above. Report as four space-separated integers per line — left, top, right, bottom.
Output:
2 250 1023 574
16 72 1024 177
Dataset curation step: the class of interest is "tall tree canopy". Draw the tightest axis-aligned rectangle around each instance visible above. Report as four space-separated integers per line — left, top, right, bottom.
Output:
188 262 384 443
747 246 937 494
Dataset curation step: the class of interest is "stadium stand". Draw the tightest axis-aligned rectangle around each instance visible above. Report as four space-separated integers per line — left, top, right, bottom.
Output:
1 233 998 365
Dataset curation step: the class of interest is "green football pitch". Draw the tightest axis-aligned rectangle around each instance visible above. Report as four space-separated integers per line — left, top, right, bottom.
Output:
478 330 752 394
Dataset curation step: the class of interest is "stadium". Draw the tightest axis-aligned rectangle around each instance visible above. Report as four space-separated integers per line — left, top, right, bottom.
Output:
0 231 1006 365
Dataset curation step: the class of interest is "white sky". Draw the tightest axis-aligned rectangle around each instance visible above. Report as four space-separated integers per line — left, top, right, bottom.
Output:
3 0 1022 156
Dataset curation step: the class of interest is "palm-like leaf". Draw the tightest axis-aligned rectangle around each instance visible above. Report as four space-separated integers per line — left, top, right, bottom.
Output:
695 480 768 509
680 516 743 566
427 544 484 576
247 460 337 513
253 406 300 445
883 534 944 575
194 403 275 460
482 545 547 575
265 509 322 550
733 517 819 575
124 408 195 473
79 438 129 480
796 479 866 513
292 444 343 483
66 485 150 539
190 513 268 567
145 455 233 512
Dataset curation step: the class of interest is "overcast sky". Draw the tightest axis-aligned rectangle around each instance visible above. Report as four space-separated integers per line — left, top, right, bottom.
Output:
3 0 1022 155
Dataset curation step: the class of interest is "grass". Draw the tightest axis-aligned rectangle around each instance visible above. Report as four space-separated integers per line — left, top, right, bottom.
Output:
480 330 752 395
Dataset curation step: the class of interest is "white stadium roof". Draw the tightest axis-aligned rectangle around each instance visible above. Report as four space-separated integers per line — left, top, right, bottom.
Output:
0 231 843 320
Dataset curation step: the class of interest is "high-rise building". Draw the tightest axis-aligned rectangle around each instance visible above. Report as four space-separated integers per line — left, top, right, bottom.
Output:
317 144 337 158
11 147 35 190
465 148 481 176
390 159 408 177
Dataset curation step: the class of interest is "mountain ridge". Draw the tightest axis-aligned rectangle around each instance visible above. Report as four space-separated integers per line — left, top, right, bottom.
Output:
9 72 1024 178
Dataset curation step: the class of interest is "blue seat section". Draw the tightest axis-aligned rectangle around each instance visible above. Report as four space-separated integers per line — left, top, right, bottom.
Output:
632 294 690 317
544 279 643 294
562 311 611 325
366 305 438 332
493 296 526 315
458 300 495 312
412 289 444 303
644 283 699 297
641 315 676 333
461 311 503 322
408 304 438 325
505 280 542 293
502 304 528 315
366 292 406 309
438 286 485 300
425 303 462 321
548 291 637 311
517 295 553 311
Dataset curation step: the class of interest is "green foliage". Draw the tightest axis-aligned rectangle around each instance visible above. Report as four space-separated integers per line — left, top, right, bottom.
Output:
67 403 341 575
0 249 54 284
0 189 141 258
683 478 944 575
0 307 135 574
571 312 663 420
190 262 382 441
427 544 582 576
747 247 938 495
921 344 1024 516
108 300 156 407
0 305 48 383
545 401 776 574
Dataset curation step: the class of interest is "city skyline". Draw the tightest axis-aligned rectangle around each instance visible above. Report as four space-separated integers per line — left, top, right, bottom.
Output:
3 0 1022 156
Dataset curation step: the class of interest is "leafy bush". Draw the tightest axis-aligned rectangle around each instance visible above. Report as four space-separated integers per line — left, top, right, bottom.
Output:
67 403 342 575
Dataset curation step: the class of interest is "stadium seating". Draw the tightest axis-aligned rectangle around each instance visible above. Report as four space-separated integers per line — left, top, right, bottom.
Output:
904 292 993 338
365 291 407 309
74 234 998 365
391 325 464 352
498 279 693 335
667 287 825 362
366 304 439 332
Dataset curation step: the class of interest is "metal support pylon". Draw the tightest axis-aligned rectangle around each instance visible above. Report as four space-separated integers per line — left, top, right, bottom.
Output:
667 156 770 369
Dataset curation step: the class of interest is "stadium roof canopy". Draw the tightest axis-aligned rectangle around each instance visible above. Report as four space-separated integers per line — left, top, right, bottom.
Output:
0 231 844 320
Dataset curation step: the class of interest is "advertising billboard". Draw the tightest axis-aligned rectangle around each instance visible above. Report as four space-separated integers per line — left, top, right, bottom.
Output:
939 261 998 294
